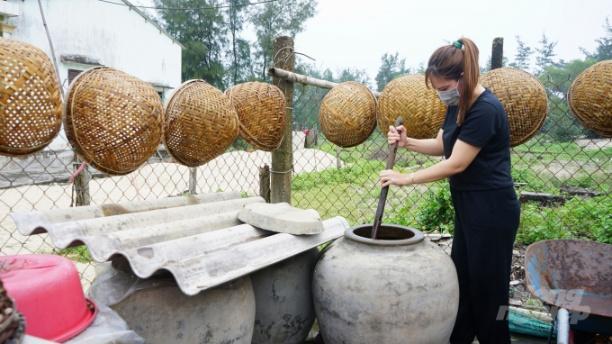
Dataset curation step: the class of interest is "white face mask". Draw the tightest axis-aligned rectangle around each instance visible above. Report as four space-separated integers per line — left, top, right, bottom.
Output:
437 88 460 106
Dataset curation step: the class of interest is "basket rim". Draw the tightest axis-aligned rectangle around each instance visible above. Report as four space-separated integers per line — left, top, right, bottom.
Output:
319 81 378 148
481 67 549 147
377 73 447 139
163 79 239 166
0 39 63 157
63 66 162 175
226 82 287 151
567 60 611 137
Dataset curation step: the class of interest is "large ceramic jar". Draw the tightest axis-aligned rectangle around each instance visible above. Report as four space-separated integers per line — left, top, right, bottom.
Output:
313 224 459 344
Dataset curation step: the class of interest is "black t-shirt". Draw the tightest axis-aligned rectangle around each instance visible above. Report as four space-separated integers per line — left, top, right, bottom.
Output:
442 89 514 191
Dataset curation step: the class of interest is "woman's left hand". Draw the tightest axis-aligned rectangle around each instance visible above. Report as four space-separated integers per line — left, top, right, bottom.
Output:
379 170 411 187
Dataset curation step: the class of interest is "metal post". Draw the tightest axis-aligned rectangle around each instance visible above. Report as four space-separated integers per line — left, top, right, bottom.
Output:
271 36 295 204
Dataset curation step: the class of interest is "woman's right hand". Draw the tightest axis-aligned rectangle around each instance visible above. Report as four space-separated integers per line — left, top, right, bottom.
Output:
388 125 408 147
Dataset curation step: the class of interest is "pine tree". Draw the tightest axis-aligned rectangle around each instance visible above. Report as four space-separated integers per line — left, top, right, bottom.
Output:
509 36 533 71
535 34 558 73
375 53 409 91
155 0 228 88
251 0 317 80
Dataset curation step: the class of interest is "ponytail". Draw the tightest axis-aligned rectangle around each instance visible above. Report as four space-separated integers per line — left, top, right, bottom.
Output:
457 38 480 125
425 37 481 126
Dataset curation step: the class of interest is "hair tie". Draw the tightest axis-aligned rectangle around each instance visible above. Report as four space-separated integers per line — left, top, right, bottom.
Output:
453 40 463 49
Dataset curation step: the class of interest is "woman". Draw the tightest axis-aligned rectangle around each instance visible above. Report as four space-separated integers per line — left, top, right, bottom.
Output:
379 37 520 344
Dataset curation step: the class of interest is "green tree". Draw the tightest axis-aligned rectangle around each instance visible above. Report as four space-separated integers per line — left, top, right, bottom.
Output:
535 34 558 73
375 52 409 91
251 0 317 80
335 68 370 84
539 59 598 141
509 36 533 70
226 0 252 85
321 68 334 81
416 63 426 74
155 0 227 88
292 63 327 129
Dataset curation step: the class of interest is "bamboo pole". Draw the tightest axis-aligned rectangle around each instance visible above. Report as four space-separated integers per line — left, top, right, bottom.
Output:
268 67 380 97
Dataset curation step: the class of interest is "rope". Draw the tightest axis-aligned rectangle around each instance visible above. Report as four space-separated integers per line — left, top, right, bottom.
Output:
270 167 294 174
68 162 87 183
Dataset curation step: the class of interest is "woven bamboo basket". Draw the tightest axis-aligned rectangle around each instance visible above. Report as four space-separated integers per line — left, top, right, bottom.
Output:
225 82 286 151
480 68 548 147
164 80 239 166
568 60 611 137
64 67 163 175
0 38 62 156
319 81 377 147
377 74 446 139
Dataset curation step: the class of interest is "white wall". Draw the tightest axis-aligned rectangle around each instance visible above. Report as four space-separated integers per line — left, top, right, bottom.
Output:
5 0 182 149
6 0 182 90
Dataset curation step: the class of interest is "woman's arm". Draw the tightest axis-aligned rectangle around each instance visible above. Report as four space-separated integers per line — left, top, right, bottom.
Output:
388 126 444 156
380 139 481 187
405 129 445 156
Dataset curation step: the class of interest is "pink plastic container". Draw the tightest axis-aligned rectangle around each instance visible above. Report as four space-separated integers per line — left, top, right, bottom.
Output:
0 254 97 342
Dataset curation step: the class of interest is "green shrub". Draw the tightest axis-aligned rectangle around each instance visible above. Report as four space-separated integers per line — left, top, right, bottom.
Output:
415 184 455 234
517 195 612 245
387 183 454 234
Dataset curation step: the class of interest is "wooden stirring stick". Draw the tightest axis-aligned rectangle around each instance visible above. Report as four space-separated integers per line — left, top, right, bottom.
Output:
371 117 404 239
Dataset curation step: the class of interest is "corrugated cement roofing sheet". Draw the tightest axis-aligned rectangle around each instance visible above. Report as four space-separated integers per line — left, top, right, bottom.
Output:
10 192 348 295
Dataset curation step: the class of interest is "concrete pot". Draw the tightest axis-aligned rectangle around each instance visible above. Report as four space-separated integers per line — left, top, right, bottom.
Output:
90 265 255 344
251 248 318 344
313 224 459 344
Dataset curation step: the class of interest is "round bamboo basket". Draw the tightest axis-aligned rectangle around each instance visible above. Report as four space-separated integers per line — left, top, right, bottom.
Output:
164 80 239 166
64 67 163 175
377 74 446 139
480 67 548 146
568 60 611 137
225 82 286 151
319 81 377 147
0 38 62 156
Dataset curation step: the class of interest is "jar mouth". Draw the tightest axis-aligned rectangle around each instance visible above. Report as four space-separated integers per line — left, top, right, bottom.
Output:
345 224 425 246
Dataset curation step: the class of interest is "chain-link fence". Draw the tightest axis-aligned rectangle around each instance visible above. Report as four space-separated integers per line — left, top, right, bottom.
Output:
289 63 611 247
1 62 610 291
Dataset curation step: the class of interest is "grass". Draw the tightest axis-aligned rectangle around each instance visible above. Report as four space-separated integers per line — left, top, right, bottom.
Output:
54 134 610 265
516 195 612 245
295 134 611 245
55 245 92 263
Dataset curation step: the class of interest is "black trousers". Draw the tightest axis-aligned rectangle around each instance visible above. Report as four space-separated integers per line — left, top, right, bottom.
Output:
449 187 520 344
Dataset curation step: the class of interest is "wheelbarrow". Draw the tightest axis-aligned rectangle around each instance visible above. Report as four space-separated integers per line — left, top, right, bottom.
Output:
525 239 612 344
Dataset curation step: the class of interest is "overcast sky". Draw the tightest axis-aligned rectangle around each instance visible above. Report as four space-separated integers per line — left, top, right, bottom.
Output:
134 0 611 80
292 0 611 79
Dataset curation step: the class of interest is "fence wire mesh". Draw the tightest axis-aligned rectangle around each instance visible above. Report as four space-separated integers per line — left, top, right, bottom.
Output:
0 68 610 290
